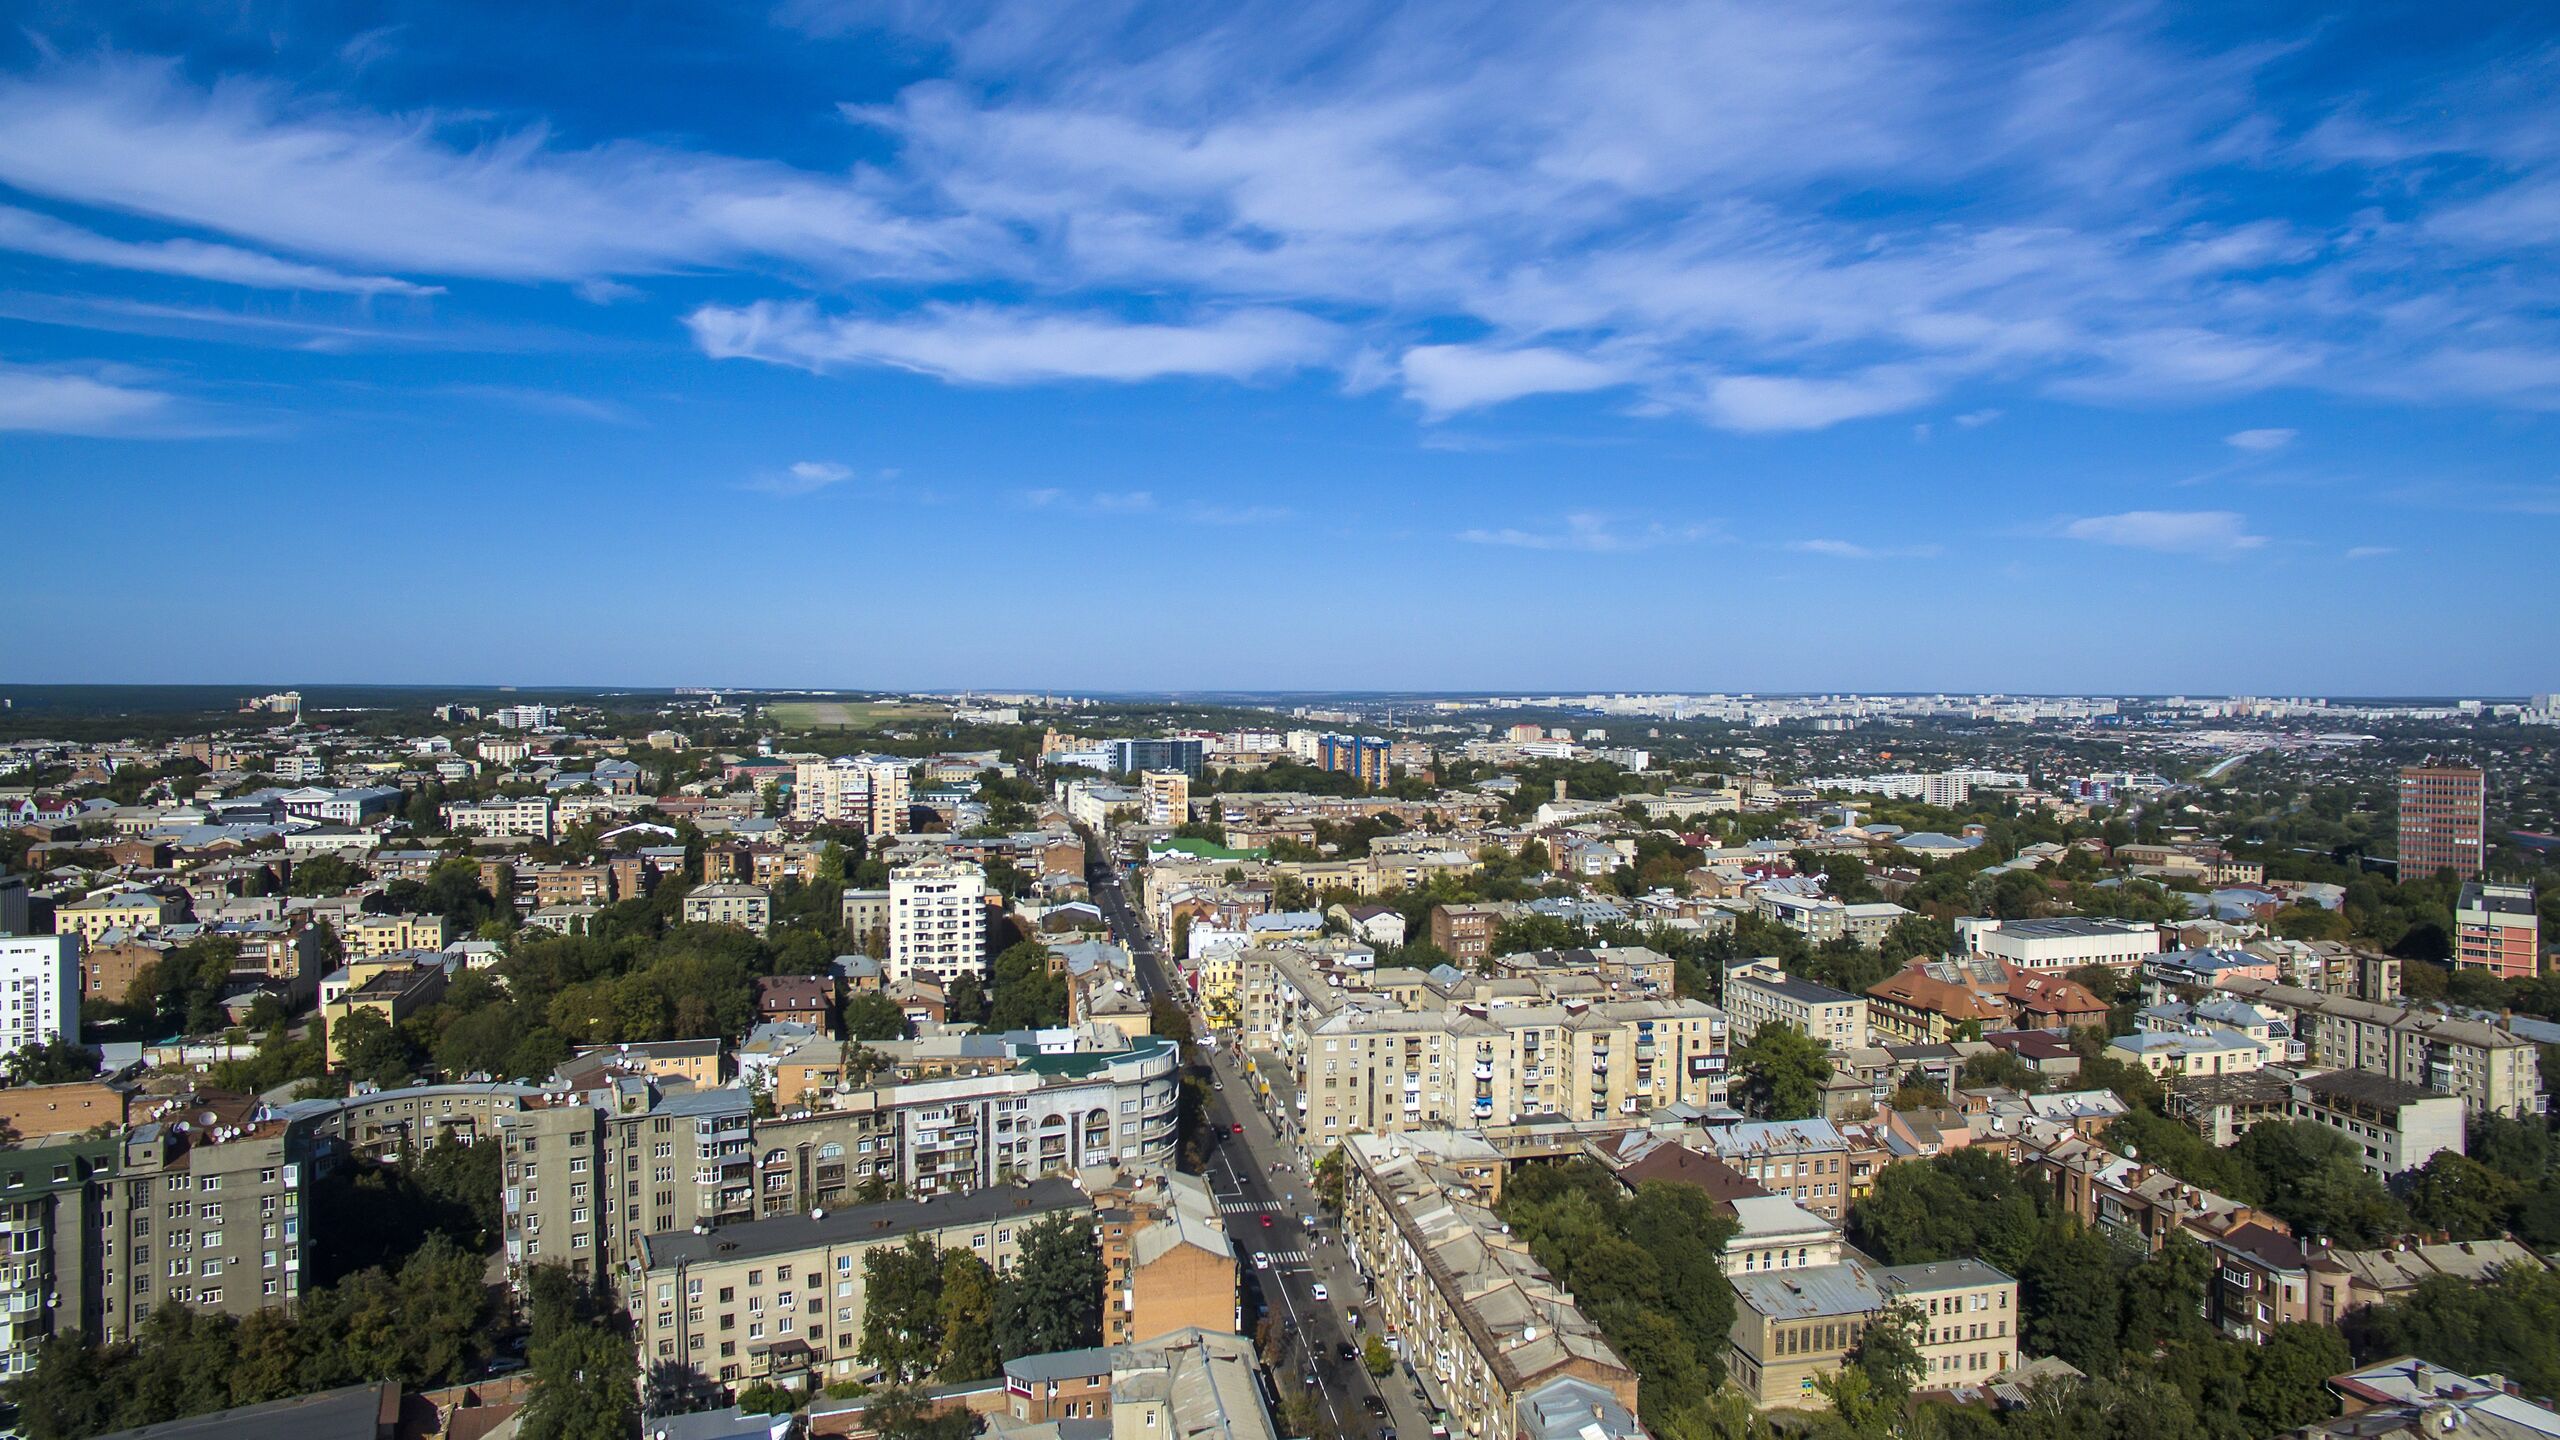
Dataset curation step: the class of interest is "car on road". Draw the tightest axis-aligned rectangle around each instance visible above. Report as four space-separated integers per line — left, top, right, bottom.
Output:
1232 1123 1245 1134
1364 1397 1389 1418
1253 1252 1270 1270
1310 1283 1329 1301
1339 1343 1359 1363
1260 1215 1272 1228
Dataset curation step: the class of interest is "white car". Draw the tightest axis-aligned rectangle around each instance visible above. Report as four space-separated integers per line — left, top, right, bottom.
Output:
1253 1252 1271 1270
1310 1283 1329 1301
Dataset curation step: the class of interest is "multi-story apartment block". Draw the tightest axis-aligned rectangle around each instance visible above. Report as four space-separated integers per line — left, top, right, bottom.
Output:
1342 1136 1643 1440
319 956 449 1064
0 935 79 1056
628 1179 1088 1400
495 1079 755 1283
1244 948 1728 1143
54 888 186 944
1430 904 1510 964
1874 1257 2019 1394
841 888 891 956
2287 1070 2465 1177
1317 735 1390 789
888 861 989 987
1698 1120 1851 1223
2397 763 2486 881
1138 771 1190 828
96 1107 315 1341
1105 739 1203 778
2456 882 2539 980
1091 1169 1239 1346
1954 916 2164 972
1722 959 1869 1050
684 883 773 936
343 911 453 958
440 795 556 841
2218 978 2543 1118
0 1136 117 1379
791 757 912 835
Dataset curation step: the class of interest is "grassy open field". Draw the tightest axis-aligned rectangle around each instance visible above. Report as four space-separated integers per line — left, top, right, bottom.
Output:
765 700 948 731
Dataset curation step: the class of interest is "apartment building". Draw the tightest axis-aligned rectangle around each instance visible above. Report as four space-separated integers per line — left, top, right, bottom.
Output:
1343 1135 1642 1440
1721 1195 1842 1278
1722 959 1869 1050
888 861 989 987
0 935 79 1056
343 911 453 958
1430 903 1510 964
96 1106 315 1341
629 1179 1087 1399
495 1079 755 1283
1138 771 1190 829
791 757 912 835
2397 764 2486 881
2217 978 2544 1118
0 1136 117 1379
54 888 186 944
1727 1260 1885 1408
1258 972 1728 1142
2455 882 2540 980
2288 1070 2465 1177
1876 1258 2019 1392
1698 1120 1851 1223
319 957 449 1064
440 795 556 841
685 883 773 936
1954 916 2164 971
1091 1169 1239 1345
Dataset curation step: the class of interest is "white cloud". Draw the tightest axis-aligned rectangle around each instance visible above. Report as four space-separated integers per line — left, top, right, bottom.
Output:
1022 488 1157 512
2343 545 2395 559
743 459 862 496
1189 504 1292 526
0 204 439 295
1690 368 1939 433
688 302 1336 385
0 361 176 435
1397 344 1628 417
1786 538 1942 560
1954 408 2004 428
0 56 977 284
2060 509 2267 557
2225 427 2297 452
1457 511 1718 553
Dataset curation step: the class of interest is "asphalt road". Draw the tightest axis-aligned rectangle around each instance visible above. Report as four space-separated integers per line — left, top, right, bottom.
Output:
1081 830 1433 1440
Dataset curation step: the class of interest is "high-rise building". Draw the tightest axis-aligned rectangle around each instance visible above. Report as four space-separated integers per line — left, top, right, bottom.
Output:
888 860 989 987
1139 770 1190 828
2457 883 2541 980
0 935 79 1057
2398 764 2487 880
1317 734 1390 789
1106 738 1203 777
791 756 912 834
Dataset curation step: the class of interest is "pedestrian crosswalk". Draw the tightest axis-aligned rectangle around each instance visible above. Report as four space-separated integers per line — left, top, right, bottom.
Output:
1220 1200 1277 1214
1253 1249 1311 1265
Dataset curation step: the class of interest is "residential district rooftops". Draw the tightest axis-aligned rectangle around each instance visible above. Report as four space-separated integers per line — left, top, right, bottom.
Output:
640 1177 1085 1269
2293 1067 2455 1114
93 1381 398 1440
1874 1256 2015 1295
1983 916 2154 938
1729 1260 1885 1320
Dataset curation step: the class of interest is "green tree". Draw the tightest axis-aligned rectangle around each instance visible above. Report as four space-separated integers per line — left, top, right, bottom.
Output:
518 1323 638 1440
844 990 916 1042
2118 1232 2213 1356
1362 1334 1394 1378
733 1381 797 1416
1732 1021 1831 1120
1853 1299 1925 1404
3 1038 102 1085
2020 1221 2122 1376
2403 1152 2523 1241
994 1212 1104 1359
2242 1323 2350 1435
860 1238 947 1384
937 1249 1001 1382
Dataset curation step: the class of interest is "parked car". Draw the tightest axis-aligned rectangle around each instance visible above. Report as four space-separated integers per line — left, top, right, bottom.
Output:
1339 1343 1360 1363
1311 1283 1329 1301
1364 1397 1389 1418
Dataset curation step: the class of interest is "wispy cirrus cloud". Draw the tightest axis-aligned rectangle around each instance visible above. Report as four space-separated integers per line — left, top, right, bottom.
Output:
1023 488 1157 513
2226 427 2296 452
1457 511 1719 553
2059 509 2267 557
0 204 439 295
689 302 1336 385
2343 545 2396 560
743 459 866 497
1786 538 1943 560
0 360 182 436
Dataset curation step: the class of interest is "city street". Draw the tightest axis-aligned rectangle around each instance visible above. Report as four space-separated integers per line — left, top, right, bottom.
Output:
1083 831 1433 1440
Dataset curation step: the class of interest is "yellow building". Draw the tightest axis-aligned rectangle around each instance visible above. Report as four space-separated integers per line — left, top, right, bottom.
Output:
321 958 449 1064
54 888 184 943
344 911 454 958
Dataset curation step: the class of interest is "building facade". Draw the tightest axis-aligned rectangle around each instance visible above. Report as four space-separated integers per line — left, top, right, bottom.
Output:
2455 882 2539 980
0 935 79 1056
888 861 989 987
2397 764 2486 881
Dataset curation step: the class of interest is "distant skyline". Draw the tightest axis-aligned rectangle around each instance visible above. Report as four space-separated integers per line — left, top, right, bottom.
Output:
4 2 2558 692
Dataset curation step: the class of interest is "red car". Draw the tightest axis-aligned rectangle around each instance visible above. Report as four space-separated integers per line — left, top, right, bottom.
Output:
1260 1215 1272 1228
1232 1123 1246 1134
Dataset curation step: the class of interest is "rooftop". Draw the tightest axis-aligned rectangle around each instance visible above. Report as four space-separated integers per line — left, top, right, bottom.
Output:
640 1178 1086 1270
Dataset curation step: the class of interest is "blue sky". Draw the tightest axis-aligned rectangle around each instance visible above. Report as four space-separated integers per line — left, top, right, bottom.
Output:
4 1 2558 695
